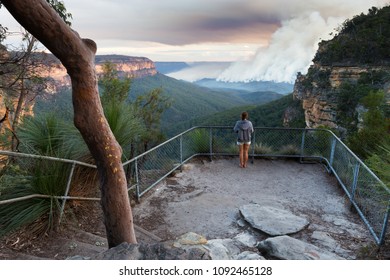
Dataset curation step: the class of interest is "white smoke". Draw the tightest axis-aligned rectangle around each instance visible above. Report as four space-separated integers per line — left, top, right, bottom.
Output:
167 62 229 82
218 12 342 83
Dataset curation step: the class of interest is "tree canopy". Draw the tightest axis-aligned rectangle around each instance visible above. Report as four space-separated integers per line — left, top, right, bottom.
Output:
314 5 390 65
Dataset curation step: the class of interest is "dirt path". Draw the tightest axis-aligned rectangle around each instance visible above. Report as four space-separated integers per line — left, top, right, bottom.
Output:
133 157 373 258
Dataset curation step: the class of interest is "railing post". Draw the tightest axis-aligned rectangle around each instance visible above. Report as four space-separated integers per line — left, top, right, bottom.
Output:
180 134 183 171
135 158 140 201
59 162 76 223
329 137 337 171
379 203 390 245
300 129 306 162
251 131 255 164
351 162 361 202
209 127 213 161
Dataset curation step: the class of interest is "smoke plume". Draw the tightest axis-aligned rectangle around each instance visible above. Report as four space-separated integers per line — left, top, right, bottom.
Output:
218 12 342 83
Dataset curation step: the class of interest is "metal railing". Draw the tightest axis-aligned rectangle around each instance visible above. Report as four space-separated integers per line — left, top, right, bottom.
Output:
122 126 390 245
1 126 389 245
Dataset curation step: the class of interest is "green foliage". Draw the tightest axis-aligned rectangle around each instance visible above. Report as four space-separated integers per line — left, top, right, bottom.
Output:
0 194 55 237
0 155 68 237
302 68 331 91
0 113 89 236
365 143 390 188
0 63 168 238
103 101 145 160
16 113 88 160
98 62 172 153
18 113 68 156
225 143 239 154
314 6 390 65
47 0 73 26
170 94 305 136
253 143 274 155
279 144 300 155
130 73 282 132
187 129 210 153
360 90 385 109
134 87 171 150
336 71 389 132
99 61 132 105
358 71 390 89
337 84 366 131
347 91 389 159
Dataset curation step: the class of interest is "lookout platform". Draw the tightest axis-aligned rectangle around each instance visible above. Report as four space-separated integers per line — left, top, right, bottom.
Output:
132 157 373 259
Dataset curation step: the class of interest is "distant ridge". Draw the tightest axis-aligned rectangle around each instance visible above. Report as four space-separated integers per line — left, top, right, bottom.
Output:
22 53 158 91
195 78 293 95
155 62 189 74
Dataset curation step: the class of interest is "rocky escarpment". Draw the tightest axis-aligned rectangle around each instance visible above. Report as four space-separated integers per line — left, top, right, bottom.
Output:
95 55 157 78
292 6 390 132
293 64 390 130
0 50 157 123
41 54 157 91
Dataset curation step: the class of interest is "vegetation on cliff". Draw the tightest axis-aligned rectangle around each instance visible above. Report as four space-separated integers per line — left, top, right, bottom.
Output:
308 6 390 187
314 6 390 65
168 94 305 136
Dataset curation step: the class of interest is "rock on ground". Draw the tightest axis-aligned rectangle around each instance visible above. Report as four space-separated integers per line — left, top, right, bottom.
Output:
257 235 344 260
240 204 310 236
90 242 210 260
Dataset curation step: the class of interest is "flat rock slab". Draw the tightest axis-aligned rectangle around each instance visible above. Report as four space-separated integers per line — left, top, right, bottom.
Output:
257 235 344 260
240 204 309 236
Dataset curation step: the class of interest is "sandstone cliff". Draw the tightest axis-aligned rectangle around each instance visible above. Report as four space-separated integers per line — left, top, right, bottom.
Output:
292 6 390 132
293 64 390 130
0 51 157 124
40 54 157 90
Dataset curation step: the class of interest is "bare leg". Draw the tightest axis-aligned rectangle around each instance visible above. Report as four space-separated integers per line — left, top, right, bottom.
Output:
239 145 244 167
243 144 250 167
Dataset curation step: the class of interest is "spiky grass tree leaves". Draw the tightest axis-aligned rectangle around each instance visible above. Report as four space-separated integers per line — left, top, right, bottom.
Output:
0 162 62 236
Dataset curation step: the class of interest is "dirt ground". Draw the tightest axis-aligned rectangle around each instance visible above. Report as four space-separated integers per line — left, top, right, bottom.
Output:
1 157 389 259
132 157 389 259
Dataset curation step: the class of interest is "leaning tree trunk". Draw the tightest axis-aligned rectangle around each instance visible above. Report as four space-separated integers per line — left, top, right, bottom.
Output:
2 0 137 247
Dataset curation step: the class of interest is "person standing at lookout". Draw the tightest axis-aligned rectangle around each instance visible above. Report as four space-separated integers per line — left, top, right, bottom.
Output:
234 112 254 168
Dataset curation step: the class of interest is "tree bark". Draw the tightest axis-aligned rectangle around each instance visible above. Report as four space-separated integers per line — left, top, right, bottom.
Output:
2 0 137 247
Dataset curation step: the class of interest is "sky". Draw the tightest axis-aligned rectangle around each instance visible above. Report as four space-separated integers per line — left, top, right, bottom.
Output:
1 0 389 83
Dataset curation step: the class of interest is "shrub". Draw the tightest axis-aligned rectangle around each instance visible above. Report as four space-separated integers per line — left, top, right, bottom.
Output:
253 143 273 155
279 144 300 155
188 129 210 154
0 163 62 236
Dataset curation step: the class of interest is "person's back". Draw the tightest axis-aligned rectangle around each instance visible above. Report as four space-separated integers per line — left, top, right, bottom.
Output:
233 112 254 168
234 119 253 143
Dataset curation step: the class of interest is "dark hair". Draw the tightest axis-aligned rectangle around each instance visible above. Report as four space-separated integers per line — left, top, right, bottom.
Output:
241 111 248 120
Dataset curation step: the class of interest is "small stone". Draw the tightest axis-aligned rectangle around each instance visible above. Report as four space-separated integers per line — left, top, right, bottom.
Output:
234 251 265 260
233 232 258 247
173 232 207 248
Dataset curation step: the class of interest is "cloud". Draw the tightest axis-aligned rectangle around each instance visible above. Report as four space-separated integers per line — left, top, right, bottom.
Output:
1 0 389 76
63 0 388 46
2 0 388 47
65 0 282 45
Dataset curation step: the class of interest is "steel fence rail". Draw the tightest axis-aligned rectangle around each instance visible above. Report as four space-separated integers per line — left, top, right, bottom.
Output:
1 126 389 245
0 150 99 222
0 150 97 168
